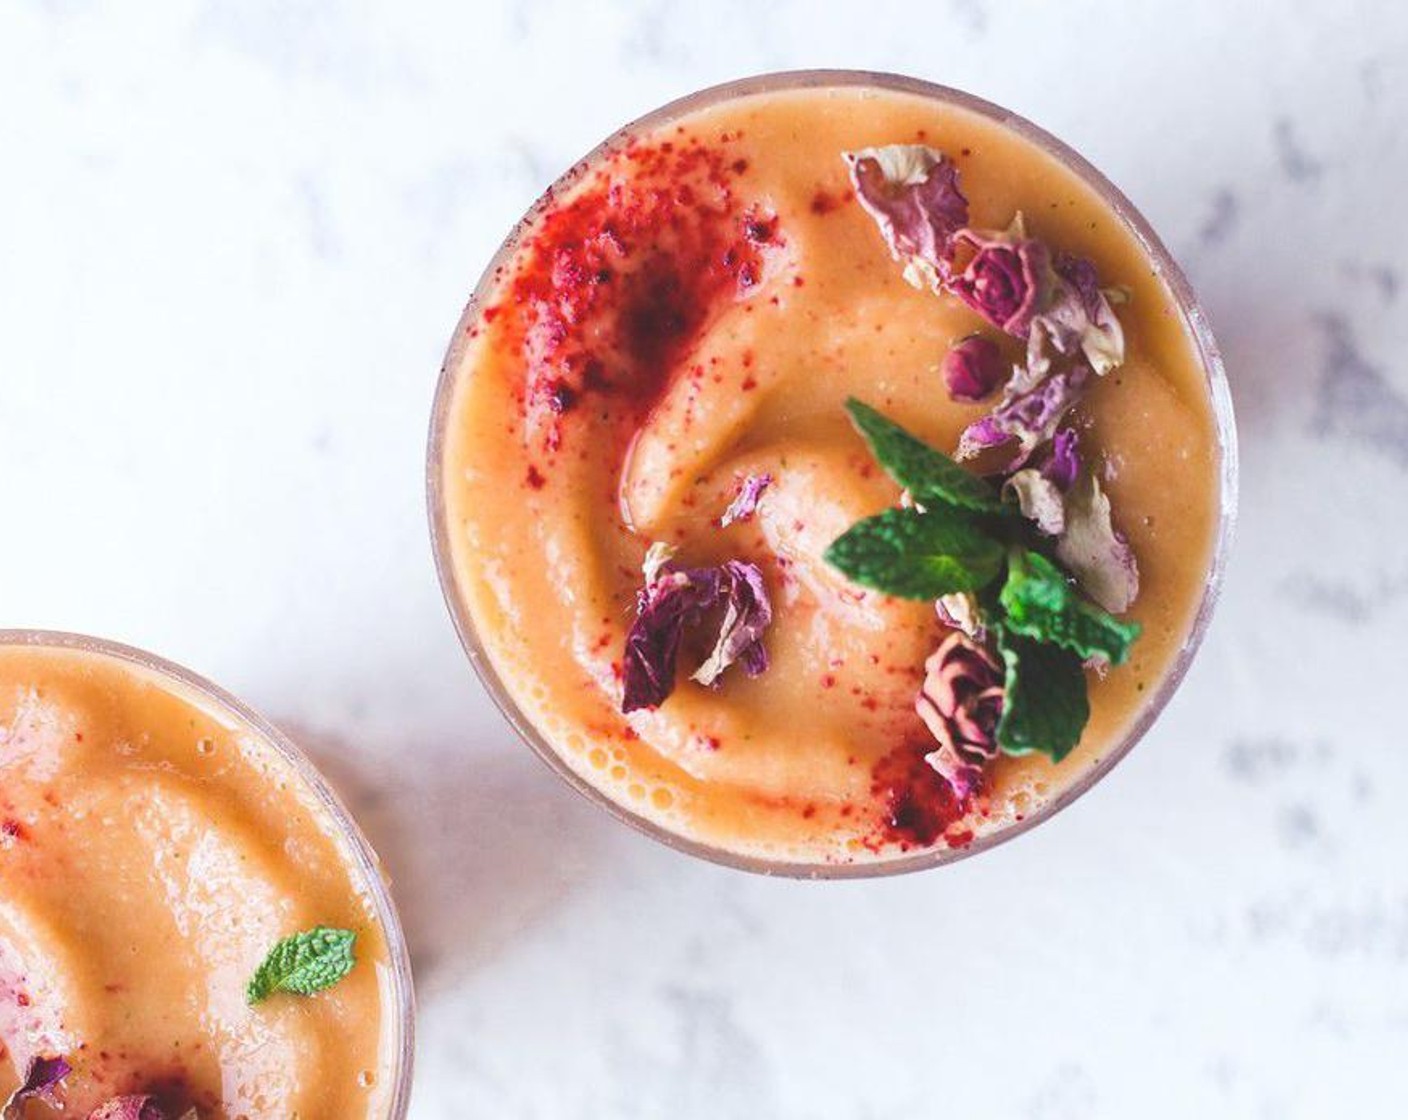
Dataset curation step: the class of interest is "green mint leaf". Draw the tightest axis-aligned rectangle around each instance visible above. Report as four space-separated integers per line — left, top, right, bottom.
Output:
844 398 1008 514
824 506 1005 600
994 625 1089 762
246 927 357 1005
999 548 1141 665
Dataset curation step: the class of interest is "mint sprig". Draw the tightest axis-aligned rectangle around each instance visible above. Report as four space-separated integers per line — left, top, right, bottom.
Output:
994 626 1089 761
824 506 1005 600
1000 548 1141 666
844 398 1009 514
827 399 1142 764
247 926 357 1005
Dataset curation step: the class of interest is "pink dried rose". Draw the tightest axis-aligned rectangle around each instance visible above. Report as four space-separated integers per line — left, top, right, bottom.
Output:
948 220 1052 337
915 631 1005 801
941 336 1005 403
842 145 969 290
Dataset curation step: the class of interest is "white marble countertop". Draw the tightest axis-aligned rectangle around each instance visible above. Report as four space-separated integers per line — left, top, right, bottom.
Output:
3 1 1407 1116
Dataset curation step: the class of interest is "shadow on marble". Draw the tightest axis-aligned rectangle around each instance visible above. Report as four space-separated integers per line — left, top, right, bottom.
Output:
277 720 610 994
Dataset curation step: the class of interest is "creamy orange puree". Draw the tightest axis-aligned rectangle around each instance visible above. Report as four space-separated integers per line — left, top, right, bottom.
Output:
439 83 1221 866
0 642 398 1118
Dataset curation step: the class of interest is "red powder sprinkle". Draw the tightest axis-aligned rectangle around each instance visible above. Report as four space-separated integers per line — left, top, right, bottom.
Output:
525 465 547 490
821 674 836 689
741 375 757 391
869 740 968 850
495 137 777 451
743 214 777 243
1 819 23 841
810 189 851 215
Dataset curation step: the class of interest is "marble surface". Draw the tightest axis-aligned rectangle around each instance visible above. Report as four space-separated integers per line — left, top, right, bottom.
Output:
3 1 1407 1116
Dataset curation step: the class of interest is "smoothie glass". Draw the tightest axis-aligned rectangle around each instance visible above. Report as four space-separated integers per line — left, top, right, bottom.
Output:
428 70 1238 878
0 629 417 1117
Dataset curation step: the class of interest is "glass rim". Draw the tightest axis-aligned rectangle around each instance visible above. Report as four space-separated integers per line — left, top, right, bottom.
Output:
426 68 1240 880
0 628 417 1115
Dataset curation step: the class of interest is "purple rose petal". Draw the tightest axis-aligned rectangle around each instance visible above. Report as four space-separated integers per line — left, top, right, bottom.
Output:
3 1055 71 1120
622 566 724 713
956 362 1091 468
1025 252 1126 379
718 473 773 527
1042 428 1081 491
692 560 772 687
621 554 772 712
843 145 969 286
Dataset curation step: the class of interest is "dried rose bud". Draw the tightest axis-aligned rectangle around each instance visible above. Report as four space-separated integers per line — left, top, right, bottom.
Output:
915 632 1004 801
941 336 1005 403
949 225 1051 337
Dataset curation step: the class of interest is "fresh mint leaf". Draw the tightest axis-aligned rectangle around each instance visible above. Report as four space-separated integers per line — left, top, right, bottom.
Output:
999 548 1140 665
825 506 1004 600
994 625 1089 761
246 926 357 1005
845 398 1008 514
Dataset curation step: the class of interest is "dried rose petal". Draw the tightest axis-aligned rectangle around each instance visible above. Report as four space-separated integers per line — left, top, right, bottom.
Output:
842 145 969 289
85 1098 166 1120
621 555 772 712
3 1055 71 1120
1042 428 1081 490
718 473 772 527
1055 472 1140 613
1025 252 1126 381
916 632 1004 801
949 222 1052 337
1003 468 1065 536
692 561 772 686
622 565 724 712
941 336 1005 403
935 593 983 640
1003 429 1081 535
956 362 1091 467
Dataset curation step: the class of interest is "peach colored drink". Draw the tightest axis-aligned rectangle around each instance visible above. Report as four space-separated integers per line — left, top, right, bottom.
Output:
0 636 409 1118
433 75 1232 872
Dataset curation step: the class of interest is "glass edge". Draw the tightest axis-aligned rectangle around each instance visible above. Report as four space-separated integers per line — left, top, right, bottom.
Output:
425 68 1240 881
0 628 418 1115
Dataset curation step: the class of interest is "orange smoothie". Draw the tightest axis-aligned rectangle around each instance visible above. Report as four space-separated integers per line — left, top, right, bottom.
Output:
0 637 407 1118
435 77 1228 870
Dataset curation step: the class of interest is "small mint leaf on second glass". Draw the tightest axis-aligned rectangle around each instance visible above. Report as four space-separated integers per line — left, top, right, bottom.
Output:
246 926 357 1005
